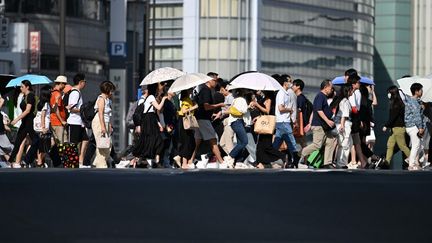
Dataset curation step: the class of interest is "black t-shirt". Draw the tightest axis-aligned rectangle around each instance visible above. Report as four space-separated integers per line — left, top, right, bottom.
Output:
195 85 214 120
20 92 36 120
213 92 225 115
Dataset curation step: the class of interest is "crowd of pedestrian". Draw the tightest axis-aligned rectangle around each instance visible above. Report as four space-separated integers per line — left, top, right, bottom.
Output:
0 68 430 171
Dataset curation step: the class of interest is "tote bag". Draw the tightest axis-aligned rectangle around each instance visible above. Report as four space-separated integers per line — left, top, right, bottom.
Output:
183 112 199 130
96 134 111 149
254 115 276 135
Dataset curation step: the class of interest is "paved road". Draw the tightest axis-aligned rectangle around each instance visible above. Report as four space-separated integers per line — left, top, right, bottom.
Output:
1 169 431 242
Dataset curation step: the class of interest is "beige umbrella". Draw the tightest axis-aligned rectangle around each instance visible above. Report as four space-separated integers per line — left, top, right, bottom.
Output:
140 67 185 85
168 73 213 93
397 76 432 102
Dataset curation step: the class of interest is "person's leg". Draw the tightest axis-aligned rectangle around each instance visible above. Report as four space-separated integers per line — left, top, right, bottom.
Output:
301 126 324 158
228 120 248 160
272 123 283 150
406 126 421 167
92 117 108 168
393 127 411 158
79 128 89 166
324 131 337 166
8 126 27 163
385 132 396 163
245 132 257 163
83 133 96 166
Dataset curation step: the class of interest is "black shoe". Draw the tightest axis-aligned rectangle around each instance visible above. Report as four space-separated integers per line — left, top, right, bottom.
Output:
322 164 336 169
284 162 296 169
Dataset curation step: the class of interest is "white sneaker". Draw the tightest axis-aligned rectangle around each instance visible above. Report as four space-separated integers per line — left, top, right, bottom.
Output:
297 163 309 169
187 163 196 169
218 162 230 169
79 164 91 168
11 162 22 168
0 161 11 168
195 159 208 169
206 162 219 169
173 156 181 168
223 156 235 168
116 160 131 169
147 159 153 168
235 162 249 169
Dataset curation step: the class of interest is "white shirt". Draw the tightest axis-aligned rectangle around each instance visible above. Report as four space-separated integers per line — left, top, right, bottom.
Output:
349 89 361 111
13 93 24 128
228 97 252 125
275 89 291 123
34 103 50 131
138 95 156 113
334 98 351 124
286 88 297 123
94 95 112 123
67 89 83 125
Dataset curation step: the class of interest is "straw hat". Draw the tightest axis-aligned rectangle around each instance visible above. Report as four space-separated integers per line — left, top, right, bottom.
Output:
54 75 68 83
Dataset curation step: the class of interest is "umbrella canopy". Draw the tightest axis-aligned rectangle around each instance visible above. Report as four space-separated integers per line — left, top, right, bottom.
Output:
228 72 283 91
6 74 52 88
397 76 432 102
332 76 375 85
140 67 185 85
168 73 212 93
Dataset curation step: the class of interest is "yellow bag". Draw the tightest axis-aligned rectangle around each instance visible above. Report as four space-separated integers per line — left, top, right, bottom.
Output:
229 99 243 117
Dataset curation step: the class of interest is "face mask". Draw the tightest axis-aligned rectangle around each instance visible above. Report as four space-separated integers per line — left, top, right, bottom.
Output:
287 83 293 88
387 93 391 99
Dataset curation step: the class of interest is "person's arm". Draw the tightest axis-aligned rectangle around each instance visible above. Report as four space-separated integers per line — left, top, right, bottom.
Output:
151 96 168 111
204 102 225 111
317 110 334 127
54 94 66 126
41 109 47 133
96 97 107 134
371 88 378 106
68 91 81 113
11 100 32 125
253 99 271 115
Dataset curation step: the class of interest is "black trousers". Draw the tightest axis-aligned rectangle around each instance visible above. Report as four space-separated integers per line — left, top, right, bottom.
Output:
9 119 36 163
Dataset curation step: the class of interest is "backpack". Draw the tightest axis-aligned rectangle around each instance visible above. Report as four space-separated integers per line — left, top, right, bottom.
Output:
302 95 313 125
132 96 150 126
80 99 97 128
63 89 81 118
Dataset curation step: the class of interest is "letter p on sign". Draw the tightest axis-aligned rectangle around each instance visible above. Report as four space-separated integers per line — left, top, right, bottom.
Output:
110 42 126 57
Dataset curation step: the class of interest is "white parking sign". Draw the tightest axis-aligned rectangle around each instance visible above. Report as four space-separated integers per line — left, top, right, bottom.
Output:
110 42 126 56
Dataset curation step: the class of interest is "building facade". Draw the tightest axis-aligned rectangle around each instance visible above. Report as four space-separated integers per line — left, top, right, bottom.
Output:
412 0 432 76
1 0 109 96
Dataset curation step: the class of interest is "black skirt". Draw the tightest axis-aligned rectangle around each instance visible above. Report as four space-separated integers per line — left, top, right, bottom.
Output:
133 113 164 159
177 118 196 160
256 134 284 164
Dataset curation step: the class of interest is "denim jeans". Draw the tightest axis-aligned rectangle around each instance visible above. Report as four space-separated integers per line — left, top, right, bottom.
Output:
229 119 248 159
273 122 297 153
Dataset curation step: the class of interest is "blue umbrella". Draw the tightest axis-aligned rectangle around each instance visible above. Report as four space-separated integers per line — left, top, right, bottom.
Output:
6 74 52 88
331 76 375 85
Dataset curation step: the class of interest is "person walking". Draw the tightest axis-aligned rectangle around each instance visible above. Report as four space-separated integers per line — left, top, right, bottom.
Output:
132 83 168 168
177 89 198 169
272 75 300 168
224 89 251 168
50 75 68 143
404 83 425 170
8 80 36 168
301 79 337 168
251 91 284 168
92 81 116 168
66 73 89 167
333 85 353 168
382 86 410 168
